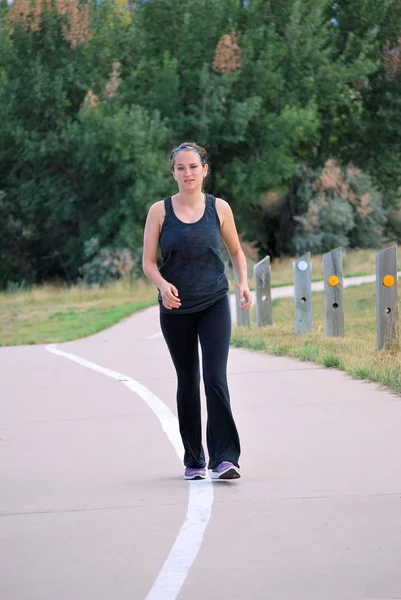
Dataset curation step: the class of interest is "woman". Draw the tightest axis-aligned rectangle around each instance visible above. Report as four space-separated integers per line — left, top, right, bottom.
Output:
142 142 252 480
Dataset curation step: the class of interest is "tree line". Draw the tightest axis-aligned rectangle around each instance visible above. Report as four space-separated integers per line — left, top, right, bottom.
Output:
1 0 401 287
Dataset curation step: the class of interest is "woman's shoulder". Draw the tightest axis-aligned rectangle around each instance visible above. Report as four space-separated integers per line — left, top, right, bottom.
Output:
215 197 233 215
148 199 168 216
147 199 168 230
150 198 167 210
213 197 233 227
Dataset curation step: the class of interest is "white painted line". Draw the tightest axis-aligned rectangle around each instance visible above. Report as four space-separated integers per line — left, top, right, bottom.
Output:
147 331 163 340
45 344 214 600
146 481 213 600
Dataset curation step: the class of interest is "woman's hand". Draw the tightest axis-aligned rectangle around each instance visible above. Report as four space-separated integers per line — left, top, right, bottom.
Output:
239 285 252 310
159 281 181 310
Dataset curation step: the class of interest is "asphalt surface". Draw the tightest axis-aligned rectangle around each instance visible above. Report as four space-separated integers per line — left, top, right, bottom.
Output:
1 286 401 600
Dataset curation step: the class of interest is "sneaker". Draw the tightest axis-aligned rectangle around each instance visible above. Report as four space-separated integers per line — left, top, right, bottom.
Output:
211 461 241 480
184 467 206 480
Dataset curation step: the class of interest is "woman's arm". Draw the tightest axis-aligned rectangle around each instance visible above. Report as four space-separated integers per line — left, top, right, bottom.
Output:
142 202 181 310
216 198 252 310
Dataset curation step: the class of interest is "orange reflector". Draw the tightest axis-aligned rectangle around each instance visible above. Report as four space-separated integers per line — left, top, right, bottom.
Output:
383 275 395 287
328 275 339 287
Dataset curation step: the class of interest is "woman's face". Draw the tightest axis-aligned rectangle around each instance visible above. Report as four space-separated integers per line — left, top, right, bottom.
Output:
172 150 208 193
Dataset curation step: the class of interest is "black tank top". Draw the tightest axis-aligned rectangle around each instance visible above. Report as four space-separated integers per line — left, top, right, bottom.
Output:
158 194 229 314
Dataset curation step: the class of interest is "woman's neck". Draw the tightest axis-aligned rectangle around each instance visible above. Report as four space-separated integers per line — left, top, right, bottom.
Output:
174 190 205 205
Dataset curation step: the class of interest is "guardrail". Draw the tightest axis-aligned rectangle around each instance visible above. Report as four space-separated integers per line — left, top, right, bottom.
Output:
230 245 399 351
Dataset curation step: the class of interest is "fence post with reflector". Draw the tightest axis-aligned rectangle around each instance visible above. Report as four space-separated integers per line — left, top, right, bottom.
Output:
234 269 250 327
254 255 272 327
323 247 344 337
376 245 398 350
293 252 312 335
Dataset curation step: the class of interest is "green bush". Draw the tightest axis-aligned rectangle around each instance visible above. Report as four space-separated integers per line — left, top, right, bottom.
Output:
79 238 135 285
0 0 171 287
289 160 386 255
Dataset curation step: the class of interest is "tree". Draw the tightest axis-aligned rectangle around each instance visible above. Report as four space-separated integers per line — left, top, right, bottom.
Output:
326 0 401 203
0 0 168 285
1 0 400 285
252 159 386 258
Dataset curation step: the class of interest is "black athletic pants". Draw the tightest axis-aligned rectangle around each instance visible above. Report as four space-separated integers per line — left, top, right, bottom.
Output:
159 295 241 469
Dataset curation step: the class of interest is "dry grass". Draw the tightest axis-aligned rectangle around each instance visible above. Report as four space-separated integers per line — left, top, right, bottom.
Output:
2 247 401 394
0 280 157 346
231 283 401 393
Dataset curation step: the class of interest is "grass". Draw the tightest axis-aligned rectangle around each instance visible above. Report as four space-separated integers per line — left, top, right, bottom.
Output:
231 282 401 393
2 246 401 393
0 280 157 346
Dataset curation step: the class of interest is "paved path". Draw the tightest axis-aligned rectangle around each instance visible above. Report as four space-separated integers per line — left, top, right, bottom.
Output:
1 286 401 599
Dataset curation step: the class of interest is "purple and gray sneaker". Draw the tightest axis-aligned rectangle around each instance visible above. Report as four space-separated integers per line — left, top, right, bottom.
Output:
211 461 241 480
184 467 206 480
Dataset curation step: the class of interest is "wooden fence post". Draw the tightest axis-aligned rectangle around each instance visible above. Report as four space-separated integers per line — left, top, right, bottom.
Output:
234 270 250 327
293 252 312 335
224 260 231 285
253 256 272 327
323 247 344 337
376 245 398 350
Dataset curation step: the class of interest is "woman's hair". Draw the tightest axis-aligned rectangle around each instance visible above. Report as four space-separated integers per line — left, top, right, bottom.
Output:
170 142 208 170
